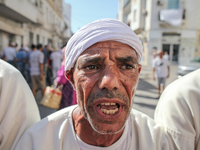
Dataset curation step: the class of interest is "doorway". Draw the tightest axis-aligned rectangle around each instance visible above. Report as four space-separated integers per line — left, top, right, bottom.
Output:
162 44 179 63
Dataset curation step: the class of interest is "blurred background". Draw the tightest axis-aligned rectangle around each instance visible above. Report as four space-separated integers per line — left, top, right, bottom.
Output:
0 0 200 118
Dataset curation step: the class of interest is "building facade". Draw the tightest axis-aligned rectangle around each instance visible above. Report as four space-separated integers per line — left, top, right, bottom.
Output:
0 0 71 52
118 0 200 65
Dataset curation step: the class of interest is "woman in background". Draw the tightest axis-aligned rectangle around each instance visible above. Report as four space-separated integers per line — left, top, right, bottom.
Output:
56 46 77 110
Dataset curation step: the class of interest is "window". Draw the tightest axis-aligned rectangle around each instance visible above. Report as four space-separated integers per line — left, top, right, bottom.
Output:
8 34 14 43
29 32 33 46
46 8 48 21
133 10 137 22
37 34 40 45
39 0 43 9
43 36 45 45
168 0 179 9
198 35 200 45
124 0 131 7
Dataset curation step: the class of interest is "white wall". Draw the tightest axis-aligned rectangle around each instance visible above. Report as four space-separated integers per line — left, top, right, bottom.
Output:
4 0 38 23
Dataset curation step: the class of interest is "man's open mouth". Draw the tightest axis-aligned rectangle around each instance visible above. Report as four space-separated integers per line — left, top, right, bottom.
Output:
97 103 120 115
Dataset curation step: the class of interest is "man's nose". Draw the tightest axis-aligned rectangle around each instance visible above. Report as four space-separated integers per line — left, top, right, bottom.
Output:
98 67 120 91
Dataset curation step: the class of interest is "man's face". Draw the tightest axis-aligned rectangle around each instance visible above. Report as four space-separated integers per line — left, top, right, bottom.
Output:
158 51 163 58
71 41 141 134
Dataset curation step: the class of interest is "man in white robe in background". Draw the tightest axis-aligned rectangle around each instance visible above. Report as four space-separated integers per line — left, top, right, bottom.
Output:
15 19 192 150
0 60 40 150
155 69 200 150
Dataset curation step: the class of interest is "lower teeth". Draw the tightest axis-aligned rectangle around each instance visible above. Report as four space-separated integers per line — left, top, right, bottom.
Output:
100 108 118 115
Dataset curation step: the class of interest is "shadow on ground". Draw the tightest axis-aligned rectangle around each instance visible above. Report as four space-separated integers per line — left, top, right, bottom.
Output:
135 94 159 100
137 78 157 91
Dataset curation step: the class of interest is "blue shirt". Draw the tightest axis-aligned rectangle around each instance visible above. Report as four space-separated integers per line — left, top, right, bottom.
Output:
16 51 26 66
42 48 49 64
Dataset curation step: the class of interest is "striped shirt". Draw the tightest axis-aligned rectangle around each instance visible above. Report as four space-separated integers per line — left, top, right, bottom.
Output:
3 46 16 61
29 50 44 76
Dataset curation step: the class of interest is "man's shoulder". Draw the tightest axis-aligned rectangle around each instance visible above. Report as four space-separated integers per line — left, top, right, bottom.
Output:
153 57 159 63
162 58 168 63
129 109 166 143
130 109 154 122
3 47 10 50
129 109 160 129
31 50 37 54
37 50 43 55
33 50 44 57
25 105 77 133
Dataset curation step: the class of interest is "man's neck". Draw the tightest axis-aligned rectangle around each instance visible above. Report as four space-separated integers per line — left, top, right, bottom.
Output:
72 107 124 147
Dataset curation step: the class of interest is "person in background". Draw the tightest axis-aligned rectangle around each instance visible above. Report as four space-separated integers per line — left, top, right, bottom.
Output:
155 69 200 150
26 44 35 85
50 47 62 80
152 47 157 59
43 45 53 86
2 42 16 67
42 45 50 78
0 60 40 150
29 43 45 99
152 50 170 98
56 46 77 110
163 51 169 60
16 48 27 77
14 42 19 52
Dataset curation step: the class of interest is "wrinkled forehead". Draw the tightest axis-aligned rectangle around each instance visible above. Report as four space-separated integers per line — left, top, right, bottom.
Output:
76 41 138 64
81 41 137 55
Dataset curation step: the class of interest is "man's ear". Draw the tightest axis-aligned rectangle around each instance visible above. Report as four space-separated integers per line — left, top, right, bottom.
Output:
138 64 142 74
65 69 76 89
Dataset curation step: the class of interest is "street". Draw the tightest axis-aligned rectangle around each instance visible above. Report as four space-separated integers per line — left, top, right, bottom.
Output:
133 64 178 118
36 64 178 119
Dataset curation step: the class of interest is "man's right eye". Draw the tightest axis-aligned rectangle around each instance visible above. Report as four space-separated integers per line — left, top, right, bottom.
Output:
84 65 99 70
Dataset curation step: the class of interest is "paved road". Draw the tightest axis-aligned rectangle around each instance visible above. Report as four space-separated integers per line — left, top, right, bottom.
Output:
37 64 178 119
133 64 178 118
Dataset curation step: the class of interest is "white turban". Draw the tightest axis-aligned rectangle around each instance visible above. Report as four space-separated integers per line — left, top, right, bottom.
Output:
65 18 143 71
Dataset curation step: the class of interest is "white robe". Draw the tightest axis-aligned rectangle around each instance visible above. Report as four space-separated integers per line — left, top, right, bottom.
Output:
16 104 182 150
155 69 200 150
0 60 40 150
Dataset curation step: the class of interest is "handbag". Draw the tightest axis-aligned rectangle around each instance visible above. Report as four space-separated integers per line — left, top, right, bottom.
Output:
40 85 63 109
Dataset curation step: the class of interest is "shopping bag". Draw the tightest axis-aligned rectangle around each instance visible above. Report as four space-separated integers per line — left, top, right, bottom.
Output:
40 85 62 109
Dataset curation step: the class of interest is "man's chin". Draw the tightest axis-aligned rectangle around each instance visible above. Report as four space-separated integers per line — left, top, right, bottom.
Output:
86 113 127 135
93 124 126 135
82 104 131 135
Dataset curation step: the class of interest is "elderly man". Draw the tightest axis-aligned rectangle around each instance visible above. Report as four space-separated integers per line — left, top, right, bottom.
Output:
16 19 176 150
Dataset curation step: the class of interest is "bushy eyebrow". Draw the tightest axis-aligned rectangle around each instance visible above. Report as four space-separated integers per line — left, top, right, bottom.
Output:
79 56 104 65
115 56 138 64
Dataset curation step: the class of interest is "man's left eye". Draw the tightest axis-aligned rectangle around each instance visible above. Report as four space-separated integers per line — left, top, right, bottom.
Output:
121 64 134 70
121 64 135 70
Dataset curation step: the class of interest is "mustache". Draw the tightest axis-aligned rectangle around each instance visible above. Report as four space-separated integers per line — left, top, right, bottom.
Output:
87 89 129 104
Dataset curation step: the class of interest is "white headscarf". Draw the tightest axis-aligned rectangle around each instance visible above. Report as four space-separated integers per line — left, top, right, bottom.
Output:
65 18 143 71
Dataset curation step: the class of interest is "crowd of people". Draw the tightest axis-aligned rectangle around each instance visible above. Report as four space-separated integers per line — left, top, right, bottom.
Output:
1 42 76 109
